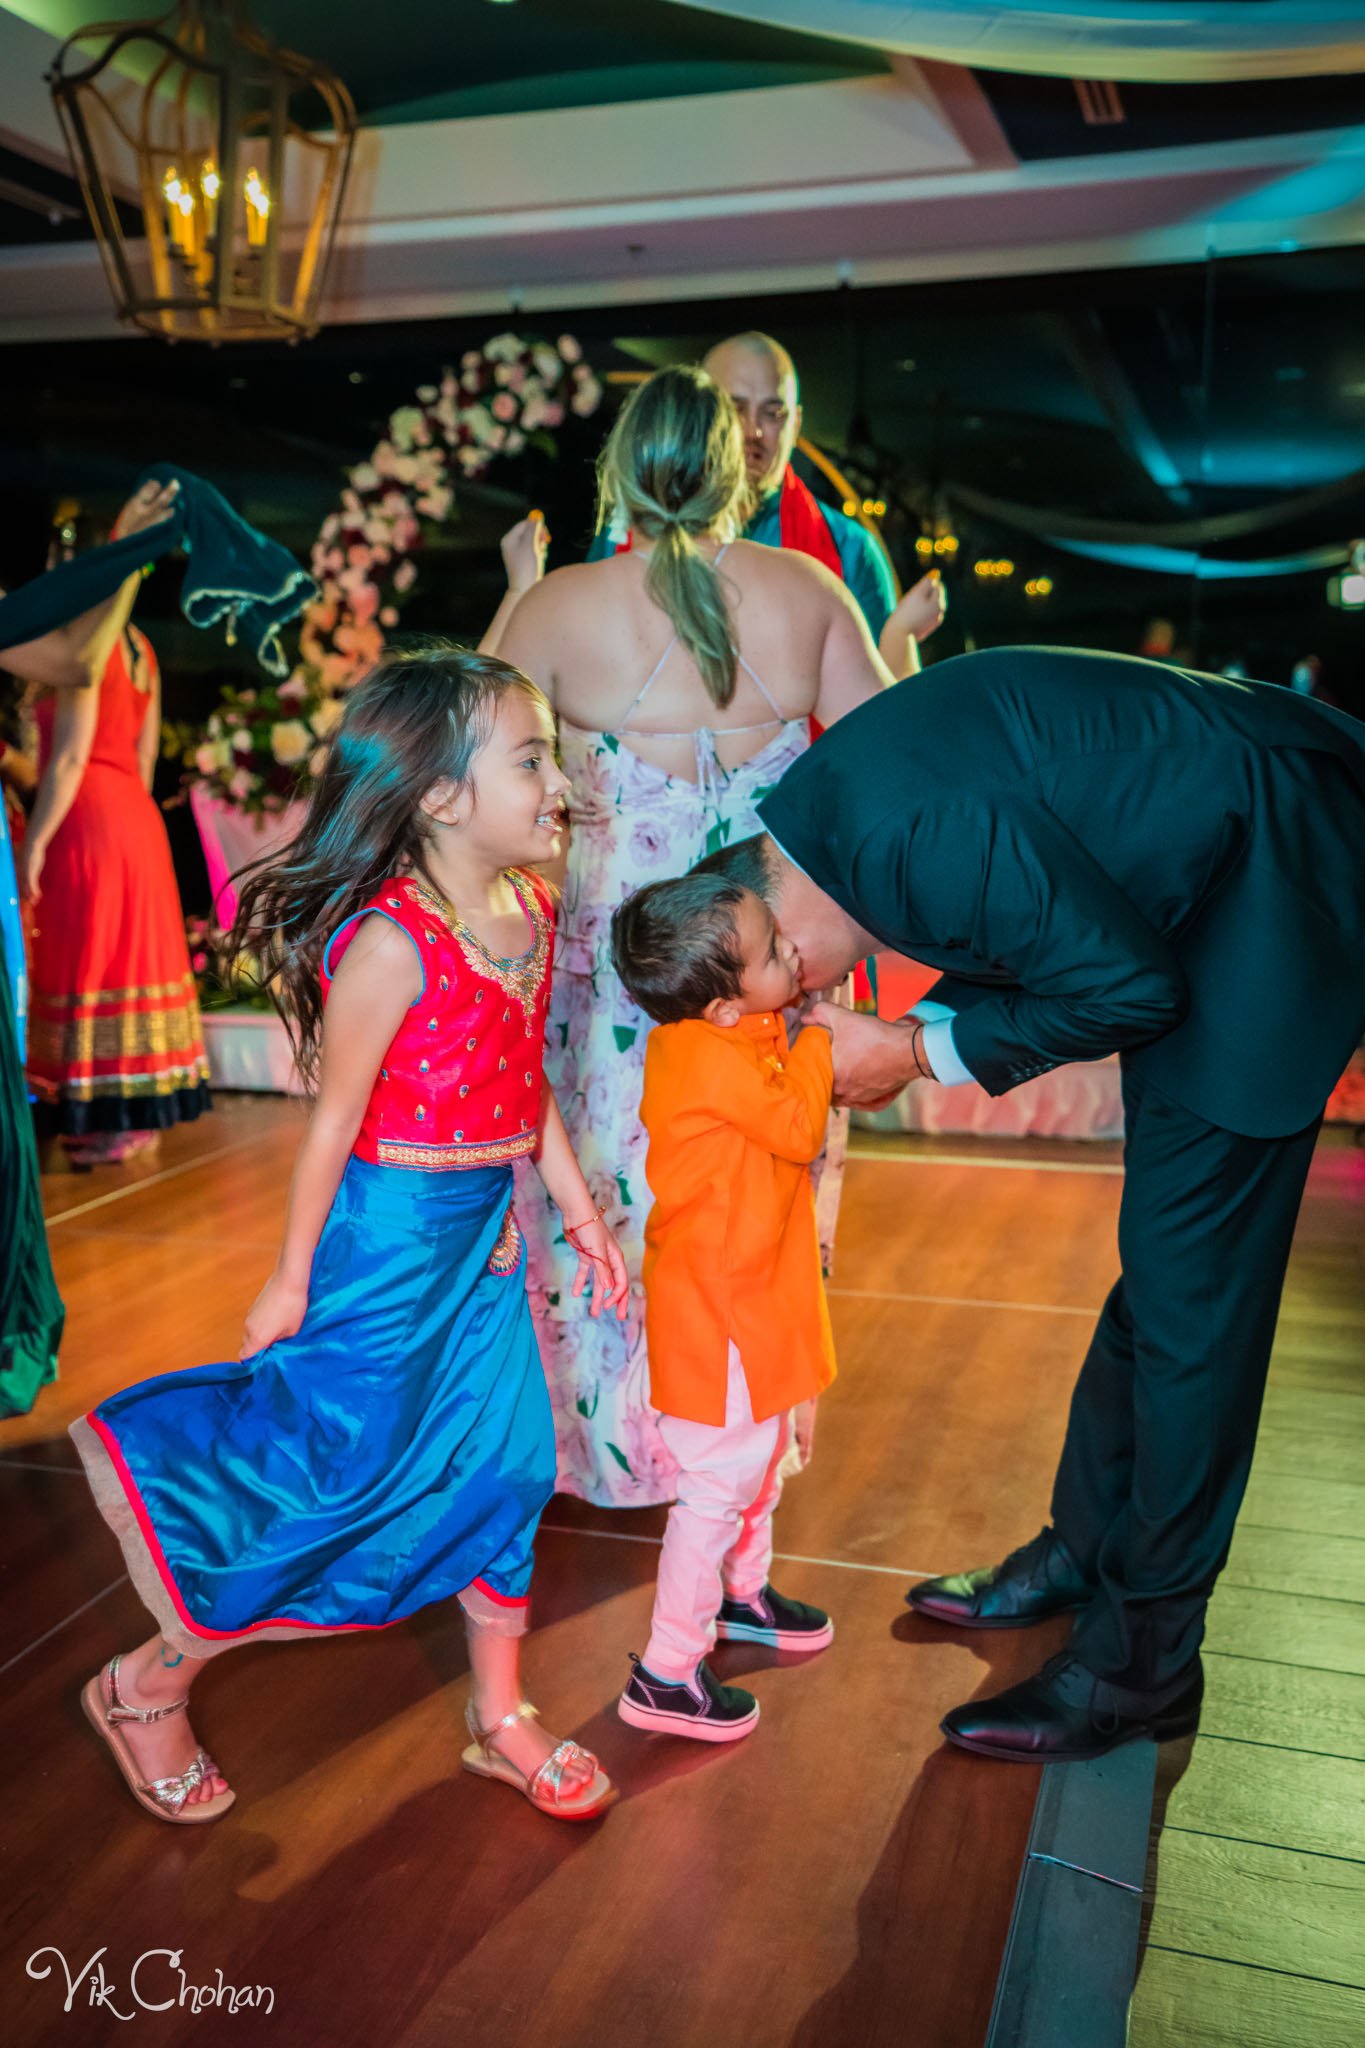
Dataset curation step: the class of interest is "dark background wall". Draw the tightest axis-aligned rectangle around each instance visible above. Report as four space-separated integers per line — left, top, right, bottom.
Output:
3 243 1361 911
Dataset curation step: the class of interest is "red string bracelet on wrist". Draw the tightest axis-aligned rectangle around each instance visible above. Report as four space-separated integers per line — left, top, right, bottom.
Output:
564 1205 608 1264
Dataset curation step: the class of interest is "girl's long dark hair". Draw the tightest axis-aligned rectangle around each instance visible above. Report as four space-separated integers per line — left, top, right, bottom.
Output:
227 642 546 1082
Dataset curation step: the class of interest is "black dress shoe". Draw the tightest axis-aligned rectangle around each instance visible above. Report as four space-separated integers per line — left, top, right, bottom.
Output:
940 1652 1204 1763
906 1527 1092 1630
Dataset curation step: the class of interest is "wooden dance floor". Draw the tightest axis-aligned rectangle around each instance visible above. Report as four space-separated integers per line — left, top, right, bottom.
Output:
2 1096 1356 2047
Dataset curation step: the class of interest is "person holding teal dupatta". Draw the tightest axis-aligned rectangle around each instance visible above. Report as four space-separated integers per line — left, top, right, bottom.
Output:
0 799 63 1417
0 473 230 1414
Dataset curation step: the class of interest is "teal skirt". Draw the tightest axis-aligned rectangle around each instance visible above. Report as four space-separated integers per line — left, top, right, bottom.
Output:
72 1157 555 1655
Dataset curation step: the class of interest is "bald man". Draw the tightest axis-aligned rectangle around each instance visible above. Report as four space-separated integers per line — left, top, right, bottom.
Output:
589 331 945 672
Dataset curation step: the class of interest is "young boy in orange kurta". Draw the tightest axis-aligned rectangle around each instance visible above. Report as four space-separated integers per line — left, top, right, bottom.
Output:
609 872 837 1742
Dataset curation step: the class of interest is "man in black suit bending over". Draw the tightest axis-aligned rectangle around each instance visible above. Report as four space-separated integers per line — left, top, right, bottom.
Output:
697 646 1365 1763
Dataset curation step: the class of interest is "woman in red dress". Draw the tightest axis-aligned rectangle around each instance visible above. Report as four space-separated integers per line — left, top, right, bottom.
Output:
22 621 211 1165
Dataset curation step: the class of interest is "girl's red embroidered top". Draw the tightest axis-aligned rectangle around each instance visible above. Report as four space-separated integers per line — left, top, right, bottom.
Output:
322 869 554 1170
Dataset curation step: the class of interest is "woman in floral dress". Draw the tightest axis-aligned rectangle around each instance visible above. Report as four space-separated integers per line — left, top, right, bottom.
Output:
486 366 895 1505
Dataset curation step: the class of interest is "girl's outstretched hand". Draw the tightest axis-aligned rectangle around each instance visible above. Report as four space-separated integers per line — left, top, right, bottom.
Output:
241 1271 308 1359
566 1213 630 1321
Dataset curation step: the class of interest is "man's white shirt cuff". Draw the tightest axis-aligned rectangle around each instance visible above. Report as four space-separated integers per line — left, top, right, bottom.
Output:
913 1004 975 1087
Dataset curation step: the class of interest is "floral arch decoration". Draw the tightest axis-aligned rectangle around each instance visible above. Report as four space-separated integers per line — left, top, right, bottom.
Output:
170 331 603 815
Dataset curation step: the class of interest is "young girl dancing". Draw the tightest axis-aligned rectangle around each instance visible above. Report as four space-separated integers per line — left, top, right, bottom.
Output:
70 645 627 1825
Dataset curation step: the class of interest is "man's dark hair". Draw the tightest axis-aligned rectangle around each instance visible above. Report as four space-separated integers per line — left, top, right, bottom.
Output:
691 832 777 902
610 872 752 1024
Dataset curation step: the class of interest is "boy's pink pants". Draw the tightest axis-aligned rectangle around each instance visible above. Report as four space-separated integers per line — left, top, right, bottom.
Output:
643 1344 793 1682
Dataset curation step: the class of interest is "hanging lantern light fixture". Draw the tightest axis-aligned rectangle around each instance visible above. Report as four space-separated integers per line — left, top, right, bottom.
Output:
48 0 356 343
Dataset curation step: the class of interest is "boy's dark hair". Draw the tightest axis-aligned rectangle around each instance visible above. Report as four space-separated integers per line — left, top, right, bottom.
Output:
610 872 751 1024
691 832 778 904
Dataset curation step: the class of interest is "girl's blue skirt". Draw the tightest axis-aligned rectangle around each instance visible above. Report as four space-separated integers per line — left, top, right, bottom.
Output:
70 1159 555 1657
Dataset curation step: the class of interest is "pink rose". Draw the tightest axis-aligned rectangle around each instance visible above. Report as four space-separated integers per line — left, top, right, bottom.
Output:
491 391 517 422
392 560 417 592
557 334 582 363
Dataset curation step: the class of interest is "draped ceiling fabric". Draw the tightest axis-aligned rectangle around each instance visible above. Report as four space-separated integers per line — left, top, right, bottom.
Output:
945 471 1365 578
664 2 1365 83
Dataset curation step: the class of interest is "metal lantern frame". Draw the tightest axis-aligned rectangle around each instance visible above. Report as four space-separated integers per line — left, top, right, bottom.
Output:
48 0 356 342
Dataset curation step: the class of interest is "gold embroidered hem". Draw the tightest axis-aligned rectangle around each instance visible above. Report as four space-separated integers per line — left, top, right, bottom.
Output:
33 973 201 1011
27 995 207 1071
35 1058 212 1103
376 1130 538 1171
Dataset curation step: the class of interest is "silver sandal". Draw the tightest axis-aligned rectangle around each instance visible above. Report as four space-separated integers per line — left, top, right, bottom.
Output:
80 1653 235 1825
461 1700 615 1821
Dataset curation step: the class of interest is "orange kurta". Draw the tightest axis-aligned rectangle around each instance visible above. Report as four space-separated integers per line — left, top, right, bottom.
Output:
639 1010 837 1426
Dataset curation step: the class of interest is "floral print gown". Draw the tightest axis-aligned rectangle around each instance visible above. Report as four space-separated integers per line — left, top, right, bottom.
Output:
517 704 848 1506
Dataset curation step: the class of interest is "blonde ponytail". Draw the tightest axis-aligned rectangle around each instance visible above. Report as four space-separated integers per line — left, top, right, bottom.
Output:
597 364 747 707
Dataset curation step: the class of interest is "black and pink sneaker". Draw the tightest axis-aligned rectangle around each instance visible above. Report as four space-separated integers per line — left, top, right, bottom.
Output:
617 1655 760 1742
715 1584 834 1652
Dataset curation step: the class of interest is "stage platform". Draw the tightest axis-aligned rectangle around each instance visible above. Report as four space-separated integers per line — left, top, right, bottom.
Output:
4 1101 1360 2047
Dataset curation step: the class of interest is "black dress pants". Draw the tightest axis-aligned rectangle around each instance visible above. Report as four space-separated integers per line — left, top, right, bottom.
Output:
1052 1064 1321 1692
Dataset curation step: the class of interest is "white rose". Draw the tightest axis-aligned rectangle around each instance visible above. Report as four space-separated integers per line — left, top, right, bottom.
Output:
231 728 254 753
389 405 424 451
270 719 312 765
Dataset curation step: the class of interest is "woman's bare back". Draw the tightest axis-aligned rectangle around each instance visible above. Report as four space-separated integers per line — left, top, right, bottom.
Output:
496 537 890 785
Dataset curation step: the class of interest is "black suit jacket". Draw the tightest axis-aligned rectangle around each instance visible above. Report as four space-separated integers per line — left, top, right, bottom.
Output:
758 648 1365 1138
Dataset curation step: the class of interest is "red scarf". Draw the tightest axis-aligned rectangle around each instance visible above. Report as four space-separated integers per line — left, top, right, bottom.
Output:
776 464 842 576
